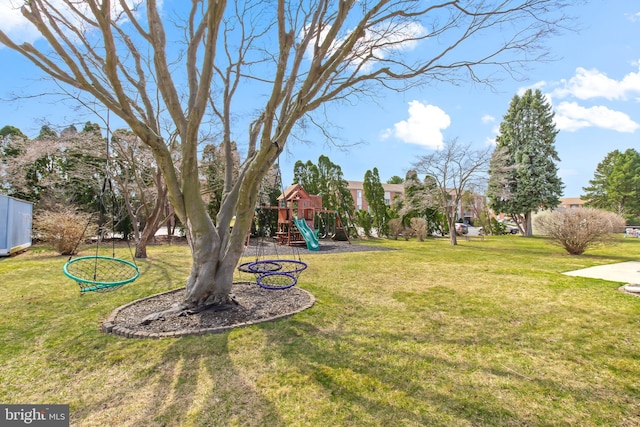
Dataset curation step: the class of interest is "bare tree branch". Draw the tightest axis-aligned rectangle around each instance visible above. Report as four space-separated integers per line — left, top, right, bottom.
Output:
0 0 574 310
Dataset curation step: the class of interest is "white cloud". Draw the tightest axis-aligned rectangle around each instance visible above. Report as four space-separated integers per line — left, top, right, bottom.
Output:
302 21 426 72
518 80 547 96
550 65 640 101
481 114 495 124
381 100 450 149
485 136 497 146
554 101 639 133
0 1 41 44
0 0 148 45
484 124 500 146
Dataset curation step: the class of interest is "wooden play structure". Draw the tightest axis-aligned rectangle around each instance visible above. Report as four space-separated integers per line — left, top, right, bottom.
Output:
274 184 349 249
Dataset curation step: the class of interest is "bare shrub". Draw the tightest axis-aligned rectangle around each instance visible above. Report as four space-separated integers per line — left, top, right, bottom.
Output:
402 228 414 241
388 218 403 240
534 208 625 255
410 217 428 241
34 206 95 255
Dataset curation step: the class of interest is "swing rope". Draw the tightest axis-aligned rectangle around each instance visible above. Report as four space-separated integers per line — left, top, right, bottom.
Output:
237 152 307 289
63 112 140 293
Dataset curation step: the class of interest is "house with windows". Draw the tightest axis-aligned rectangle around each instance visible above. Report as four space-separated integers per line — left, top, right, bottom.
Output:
345 180 485 224
557 197 588 210
346 181 404 211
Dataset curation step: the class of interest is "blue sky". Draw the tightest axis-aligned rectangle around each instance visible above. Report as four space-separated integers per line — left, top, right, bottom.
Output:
0 1 639 198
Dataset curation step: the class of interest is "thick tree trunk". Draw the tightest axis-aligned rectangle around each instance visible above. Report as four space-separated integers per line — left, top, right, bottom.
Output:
448 217 458 246
139 123 277 325
139 223 242 324
135 239 148 259
135 225 156 258
523 212 533 237
183 229 235 307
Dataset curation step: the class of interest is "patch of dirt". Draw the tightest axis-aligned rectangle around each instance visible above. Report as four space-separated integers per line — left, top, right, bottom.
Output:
104 239 392 338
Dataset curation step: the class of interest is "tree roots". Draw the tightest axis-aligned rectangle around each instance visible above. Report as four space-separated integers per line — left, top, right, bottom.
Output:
139 294 238 325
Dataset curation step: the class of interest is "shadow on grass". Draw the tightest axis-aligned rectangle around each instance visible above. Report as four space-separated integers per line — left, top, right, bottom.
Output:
1 247 287 426
254 281 634 426
56 330 287 426
3 239 639 425
256 317 536 426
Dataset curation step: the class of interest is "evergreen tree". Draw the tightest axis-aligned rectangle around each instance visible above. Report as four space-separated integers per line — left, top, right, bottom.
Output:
293 160 320 196
363 167 388 237
292 155 355 235
487 89 563 236
0 125 26 158
0 126 27 188
398 170 443 235
582 149 640 224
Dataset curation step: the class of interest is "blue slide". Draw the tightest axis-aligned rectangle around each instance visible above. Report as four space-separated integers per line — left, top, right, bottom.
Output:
293 218 320 251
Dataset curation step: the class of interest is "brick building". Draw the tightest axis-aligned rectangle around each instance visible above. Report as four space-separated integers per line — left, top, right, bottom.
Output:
346 181 404 211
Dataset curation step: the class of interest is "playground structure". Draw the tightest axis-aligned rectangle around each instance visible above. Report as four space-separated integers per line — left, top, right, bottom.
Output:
273 184 349 250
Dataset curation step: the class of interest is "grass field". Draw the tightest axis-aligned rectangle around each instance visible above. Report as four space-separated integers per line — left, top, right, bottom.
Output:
1 235 639 426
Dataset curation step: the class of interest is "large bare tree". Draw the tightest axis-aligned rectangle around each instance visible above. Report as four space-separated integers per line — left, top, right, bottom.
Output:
110 129 175 258
0 0 571 313
413 138 493 245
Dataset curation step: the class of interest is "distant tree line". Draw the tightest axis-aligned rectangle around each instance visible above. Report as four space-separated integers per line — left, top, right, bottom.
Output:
291 88 631 250
2 87 631 256
0 123 243 257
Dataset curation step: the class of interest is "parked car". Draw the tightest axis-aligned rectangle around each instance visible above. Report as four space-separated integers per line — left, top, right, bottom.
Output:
506 225 519 234
497 219 520 235
455 223 468 235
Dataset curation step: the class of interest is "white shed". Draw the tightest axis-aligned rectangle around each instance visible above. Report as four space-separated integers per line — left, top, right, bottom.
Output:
0 194 33 256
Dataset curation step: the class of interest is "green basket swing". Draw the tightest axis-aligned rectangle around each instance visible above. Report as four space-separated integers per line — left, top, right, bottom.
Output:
63 117 140 293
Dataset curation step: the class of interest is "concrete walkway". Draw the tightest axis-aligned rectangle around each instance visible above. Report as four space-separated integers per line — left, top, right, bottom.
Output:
563 261 640 285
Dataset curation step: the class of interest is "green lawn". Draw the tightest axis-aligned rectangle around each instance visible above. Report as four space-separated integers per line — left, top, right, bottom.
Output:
1 236 640 426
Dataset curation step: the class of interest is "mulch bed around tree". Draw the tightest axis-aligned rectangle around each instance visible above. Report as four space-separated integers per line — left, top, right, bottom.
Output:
103 239 393 338
103 282 315 338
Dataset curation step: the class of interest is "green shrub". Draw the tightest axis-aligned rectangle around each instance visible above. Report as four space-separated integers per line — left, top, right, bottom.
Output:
356 209 372 237
491 218 508 235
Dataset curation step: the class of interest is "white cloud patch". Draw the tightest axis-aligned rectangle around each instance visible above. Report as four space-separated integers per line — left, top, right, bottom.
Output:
550 64 640 101
523 62 640 134
485 136 497 146
0 1 41 44
481 116 498 145
381 100 450 149
484 124 500 146
0 0 147 45
481 114 495 124
302 21 426 72
554 102 639 133
518 80 547 96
